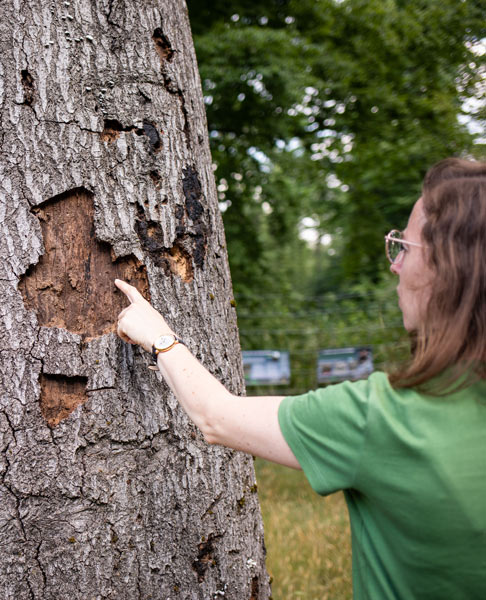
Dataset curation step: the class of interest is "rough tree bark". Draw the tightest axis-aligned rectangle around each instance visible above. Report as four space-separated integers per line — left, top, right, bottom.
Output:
0 1 271 598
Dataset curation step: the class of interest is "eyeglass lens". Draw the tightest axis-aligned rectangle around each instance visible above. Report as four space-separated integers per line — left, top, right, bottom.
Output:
387 231 404 263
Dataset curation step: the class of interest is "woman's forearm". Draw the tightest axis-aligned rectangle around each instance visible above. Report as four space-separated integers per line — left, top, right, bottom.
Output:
155 343 234 444
115 279 300 468
155 344 298 467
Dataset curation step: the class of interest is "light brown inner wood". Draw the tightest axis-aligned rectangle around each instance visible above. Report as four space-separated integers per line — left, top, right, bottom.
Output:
19 189 150 337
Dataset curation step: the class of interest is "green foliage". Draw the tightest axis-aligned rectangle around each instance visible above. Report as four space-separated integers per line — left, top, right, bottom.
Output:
187 0 486 388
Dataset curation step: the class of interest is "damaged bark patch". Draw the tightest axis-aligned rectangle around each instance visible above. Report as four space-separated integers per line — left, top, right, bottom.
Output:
40 374 88 427
135 206 193 283
152 27 174 63
166 243 193 282
19 188 150 338
100 118 124 142
182 167 209 269
100 118 161 152
192 536 218 583
21 69 35 106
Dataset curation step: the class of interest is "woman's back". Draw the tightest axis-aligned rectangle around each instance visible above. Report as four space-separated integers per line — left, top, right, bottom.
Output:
279 372 486 599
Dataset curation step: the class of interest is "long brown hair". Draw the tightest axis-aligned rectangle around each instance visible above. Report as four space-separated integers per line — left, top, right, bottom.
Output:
389 157 486 394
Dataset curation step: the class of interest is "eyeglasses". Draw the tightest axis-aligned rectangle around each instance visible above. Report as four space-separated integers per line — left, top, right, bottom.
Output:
384 229 423 264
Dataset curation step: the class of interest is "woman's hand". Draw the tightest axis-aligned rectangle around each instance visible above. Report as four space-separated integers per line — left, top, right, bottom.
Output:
115 279 174 353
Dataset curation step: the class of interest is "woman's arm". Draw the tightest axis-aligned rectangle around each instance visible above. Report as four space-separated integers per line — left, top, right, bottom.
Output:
115 279 300 469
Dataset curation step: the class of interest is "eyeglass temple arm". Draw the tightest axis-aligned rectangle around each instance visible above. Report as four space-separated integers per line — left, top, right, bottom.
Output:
384 233 422 248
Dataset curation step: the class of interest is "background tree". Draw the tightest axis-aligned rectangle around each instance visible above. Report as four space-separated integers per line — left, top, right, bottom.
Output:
0 1 270 598
188 0 485 288
187 0 486 394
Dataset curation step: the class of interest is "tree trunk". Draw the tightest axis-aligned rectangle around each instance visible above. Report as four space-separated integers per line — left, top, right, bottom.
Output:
0 1 270 598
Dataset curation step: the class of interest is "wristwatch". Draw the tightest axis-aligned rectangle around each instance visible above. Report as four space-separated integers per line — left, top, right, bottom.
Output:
148 334 185 370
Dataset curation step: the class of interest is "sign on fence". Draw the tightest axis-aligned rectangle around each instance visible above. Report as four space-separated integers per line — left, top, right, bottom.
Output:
242 350 291 386
317 347 373 383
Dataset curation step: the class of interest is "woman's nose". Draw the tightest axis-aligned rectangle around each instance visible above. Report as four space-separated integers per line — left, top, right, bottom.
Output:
390 260 400 275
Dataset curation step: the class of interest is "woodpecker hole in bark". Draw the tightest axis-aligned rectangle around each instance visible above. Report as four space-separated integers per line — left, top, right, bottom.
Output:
100 118 123 142
101 118 161 151
166 243 193 282
249 576 260 599
149 170 162 189
21 69 35 105
100 119 146 143
152 28 174 63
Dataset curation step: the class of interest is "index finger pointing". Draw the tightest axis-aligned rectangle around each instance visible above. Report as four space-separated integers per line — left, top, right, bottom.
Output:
115 279 144 304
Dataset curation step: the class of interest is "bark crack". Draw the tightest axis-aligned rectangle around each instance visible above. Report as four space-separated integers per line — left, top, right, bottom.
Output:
1 412 28 550
106 0 119 28
33 540 47 598
11 113 164 159
202 491 224 519
161 71 190 144
86 385 116 393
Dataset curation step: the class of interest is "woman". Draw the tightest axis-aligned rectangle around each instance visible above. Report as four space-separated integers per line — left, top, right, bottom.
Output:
115 158 486 599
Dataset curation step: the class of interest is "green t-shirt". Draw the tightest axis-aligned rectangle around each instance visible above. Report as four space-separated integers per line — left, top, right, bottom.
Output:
278 371 486 600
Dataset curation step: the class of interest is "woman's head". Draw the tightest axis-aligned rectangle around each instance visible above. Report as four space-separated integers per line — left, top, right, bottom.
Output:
389 197 431 332
390 157 486 392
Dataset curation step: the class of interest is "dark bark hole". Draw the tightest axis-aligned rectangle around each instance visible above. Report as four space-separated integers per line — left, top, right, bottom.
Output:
21 69 35 105
39 374 88 427
182 167 204 222
100 118 123 142
182 167 209 269
192 537 216 583
149 170 162 190
100 119 144 143
135 207 165 254
192 228 208 271
143 121 161 152
249 576 259 600
152 28 174 63
19 188 150 337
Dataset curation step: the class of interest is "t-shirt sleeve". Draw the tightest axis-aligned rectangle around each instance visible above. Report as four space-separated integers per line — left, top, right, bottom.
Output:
278 377 373 495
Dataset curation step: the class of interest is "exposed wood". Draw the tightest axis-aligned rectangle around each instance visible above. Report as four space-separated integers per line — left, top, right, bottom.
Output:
19 189 150 338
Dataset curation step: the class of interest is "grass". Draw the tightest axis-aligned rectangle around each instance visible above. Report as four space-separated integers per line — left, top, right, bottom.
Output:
254 459 352 600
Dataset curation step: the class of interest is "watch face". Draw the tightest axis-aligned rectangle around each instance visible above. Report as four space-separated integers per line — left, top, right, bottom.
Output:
154 335 176 350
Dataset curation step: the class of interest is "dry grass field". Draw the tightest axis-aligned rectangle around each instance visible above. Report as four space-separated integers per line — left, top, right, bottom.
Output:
255 459 352 600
